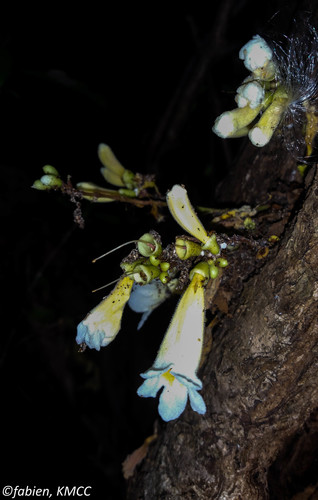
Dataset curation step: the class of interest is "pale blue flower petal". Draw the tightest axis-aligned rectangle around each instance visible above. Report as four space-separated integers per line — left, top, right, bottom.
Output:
137 377 163 398
128 280 171 329
76 322 104 351
137 310 152 330
188 387 206 415
158 381 188 422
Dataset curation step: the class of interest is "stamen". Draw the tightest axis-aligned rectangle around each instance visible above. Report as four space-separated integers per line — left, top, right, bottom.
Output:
92 239 155 263
91 273 134 293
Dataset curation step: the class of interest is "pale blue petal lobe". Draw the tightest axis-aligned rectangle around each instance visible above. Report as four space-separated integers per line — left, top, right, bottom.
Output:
188 388 206 415
137 377 163 398
137 310 152 330
76 322 104 351
158 382 188 422
76 322 87 344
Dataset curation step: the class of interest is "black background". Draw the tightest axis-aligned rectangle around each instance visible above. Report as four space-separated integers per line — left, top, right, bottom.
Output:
2 3 301 498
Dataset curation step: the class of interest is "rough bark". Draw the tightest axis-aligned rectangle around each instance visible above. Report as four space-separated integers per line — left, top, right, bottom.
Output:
127 137 318 498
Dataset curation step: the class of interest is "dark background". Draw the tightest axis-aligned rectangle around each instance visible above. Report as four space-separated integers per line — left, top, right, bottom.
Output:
1 3 306 498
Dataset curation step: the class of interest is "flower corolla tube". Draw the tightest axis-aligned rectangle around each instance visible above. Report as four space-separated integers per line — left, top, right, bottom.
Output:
76 276 134 350
166 184 220 255
137 270 207 422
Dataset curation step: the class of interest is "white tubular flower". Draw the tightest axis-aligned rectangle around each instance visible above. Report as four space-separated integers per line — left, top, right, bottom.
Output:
212 104 262 139
137 271 207 422
239 35 273 72
235 81 265 109
248 87 289 147
76 276 134 350
128 279 173 330
167 185 207 241
166 184 219 254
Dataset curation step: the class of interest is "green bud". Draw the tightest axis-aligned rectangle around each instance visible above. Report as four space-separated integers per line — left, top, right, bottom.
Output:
40 174 63 188
201 233 220 255
189 261 210 281
216 257 228 268
175 238 202 260
149 255 161 266
209 263 219 279
133 264 161 284
120 259 144 274
160 262 170 272
31 179 48 190
122 169 136 190
137 233 162 257
159 271 169 284
42 164 60 176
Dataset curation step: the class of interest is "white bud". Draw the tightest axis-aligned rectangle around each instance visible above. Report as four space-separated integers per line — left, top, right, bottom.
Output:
212 112 235 138
236 81 265 109
248 126 270 147
239 35 272 72
40 174 63 188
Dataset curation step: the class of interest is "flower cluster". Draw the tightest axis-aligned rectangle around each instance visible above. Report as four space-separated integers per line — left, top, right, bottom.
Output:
212 23 318 157
213 35 289 147
76 143 160 201
76 185 228 421
32 165 63 190
32 144 164 220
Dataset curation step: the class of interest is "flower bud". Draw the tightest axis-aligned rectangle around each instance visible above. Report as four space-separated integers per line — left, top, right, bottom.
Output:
189 261 210 281
209 263 219 279
216 257 228 268
201 234 220 255
133 264 161 284
137 233 162 257
31 179 48 190
40 174 63 188
175 238 202 260
42 164 60 176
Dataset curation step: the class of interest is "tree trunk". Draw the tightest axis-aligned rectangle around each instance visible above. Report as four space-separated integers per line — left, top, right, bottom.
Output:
127 135 318 498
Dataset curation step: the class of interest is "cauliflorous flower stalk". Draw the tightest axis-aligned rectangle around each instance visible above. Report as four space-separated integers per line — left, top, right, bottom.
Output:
137 265 208 421
166 184 220 255
76 276 134 350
